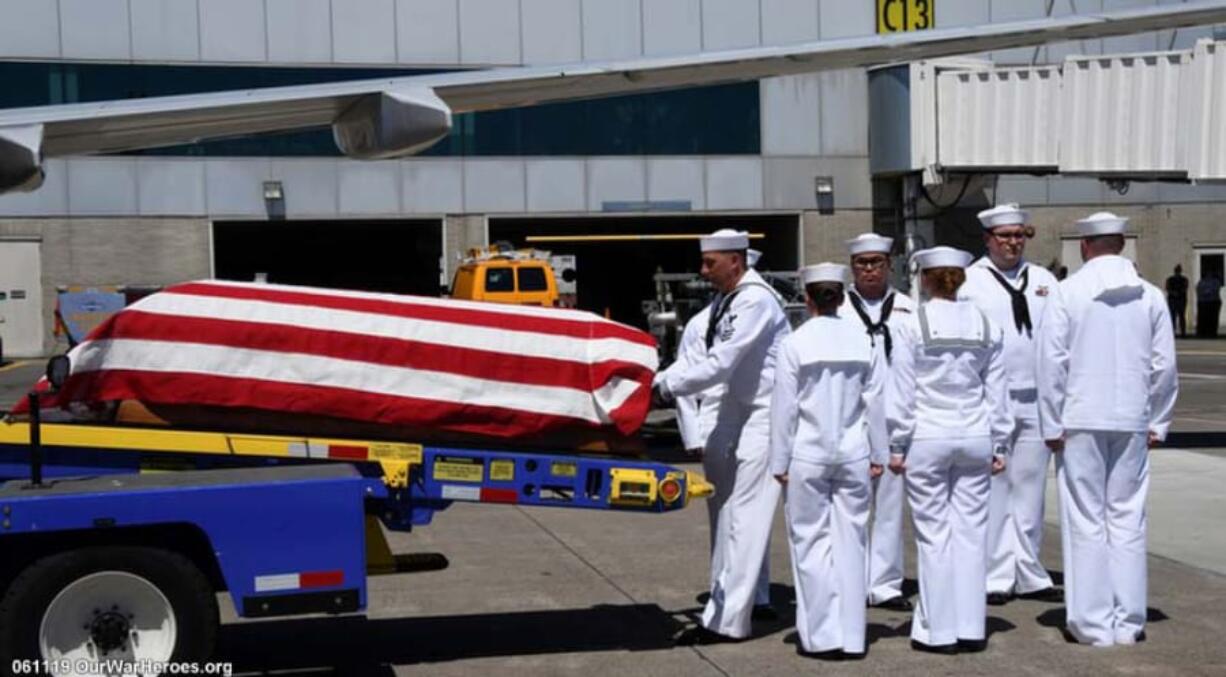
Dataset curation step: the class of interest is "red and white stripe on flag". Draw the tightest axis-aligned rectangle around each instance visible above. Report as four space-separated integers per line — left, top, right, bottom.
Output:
25 280 658 438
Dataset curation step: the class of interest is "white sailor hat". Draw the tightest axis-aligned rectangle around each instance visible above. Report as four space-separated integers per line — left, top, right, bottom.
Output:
1075 211 1129 237
747 248 763 268
700 228 750 252
977 203 1030 230
801 262 848 285
845 233 894 256
912 246 974 270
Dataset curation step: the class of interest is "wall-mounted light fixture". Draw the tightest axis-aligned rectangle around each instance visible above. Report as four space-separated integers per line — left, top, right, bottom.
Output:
814 176 834 215
263 180 285 220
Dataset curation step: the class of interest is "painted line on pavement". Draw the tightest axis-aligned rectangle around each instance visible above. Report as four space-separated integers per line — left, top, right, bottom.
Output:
0 360 31 374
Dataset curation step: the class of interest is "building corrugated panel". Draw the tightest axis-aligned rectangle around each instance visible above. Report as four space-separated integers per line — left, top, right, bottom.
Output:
936 66 1062 171
1182 40 1226 181
1059 50 1186 175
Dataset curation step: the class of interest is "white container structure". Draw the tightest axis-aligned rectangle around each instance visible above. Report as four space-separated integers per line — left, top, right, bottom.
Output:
937 66 1062 171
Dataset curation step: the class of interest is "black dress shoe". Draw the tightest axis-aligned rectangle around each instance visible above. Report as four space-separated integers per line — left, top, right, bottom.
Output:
957 638 988 653
1017 587 1064 603
751 604 780 621
987 592 1012 606
872 596 913 611
910 640 959 655
796 647 846 661
675 627 738 646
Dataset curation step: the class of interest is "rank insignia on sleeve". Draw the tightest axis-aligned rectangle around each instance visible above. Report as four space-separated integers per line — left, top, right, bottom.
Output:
1036 286 1050 297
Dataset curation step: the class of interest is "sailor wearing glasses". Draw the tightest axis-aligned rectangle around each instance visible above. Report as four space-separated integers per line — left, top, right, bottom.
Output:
839 233 915 612
958 204 1062 606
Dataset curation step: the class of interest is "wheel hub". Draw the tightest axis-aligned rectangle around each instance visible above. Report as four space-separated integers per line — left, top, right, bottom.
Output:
88 609 131 653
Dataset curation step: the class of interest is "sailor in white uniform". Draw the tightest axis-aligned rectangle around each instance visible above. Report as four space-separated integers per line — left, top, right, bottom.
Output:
839 233 916 611
887 247 1013 654
674 249 772 615
654 229 791 644
1037 212 1178 647
958 204 1061 605
770 262 887 658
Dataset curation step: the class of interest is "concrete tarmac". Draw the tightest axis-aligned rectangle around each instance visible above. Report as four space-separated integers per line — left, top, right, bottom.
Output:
213 464 1226 676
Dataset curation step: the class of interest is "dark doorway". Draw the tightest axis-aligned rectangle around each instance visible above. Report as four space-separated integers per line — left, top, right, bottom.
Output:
490 214 800 329
213 220 443 296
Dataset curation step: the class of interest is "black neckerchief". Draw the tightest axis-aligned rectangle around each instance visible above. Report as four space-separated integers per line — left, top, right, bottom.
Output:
985 265 1032 336
704 281 782 350
704 292 730 351
848 290 895 362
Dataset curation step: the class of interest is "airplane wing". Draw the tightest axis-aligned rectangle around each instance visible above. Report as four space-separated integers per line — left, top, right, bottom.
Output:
2 0 1225 193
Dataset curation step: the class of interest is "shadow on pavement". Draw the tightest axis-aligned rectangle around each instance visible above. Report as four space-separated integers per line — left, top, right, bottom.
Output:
1165 431 1226 448
1035 606 1169 643
217 603 688 673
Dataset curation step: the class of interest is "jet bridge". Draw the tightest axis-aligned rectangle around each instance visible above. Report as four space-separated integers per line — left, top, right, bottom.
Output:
870 39 1226 185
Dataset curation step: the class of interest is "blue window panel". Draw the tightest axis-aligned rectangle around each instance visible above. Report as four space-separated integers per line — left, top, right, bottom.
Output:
1 62 759 156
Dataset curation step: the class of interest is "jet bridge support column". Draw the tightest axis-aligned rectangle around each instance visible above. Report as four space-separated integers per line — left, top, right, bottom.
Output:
901 173 935 297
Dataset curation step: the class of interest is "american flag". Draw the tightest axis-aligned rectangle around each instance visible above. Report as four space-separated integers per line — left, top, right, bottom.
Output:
16 280 658 439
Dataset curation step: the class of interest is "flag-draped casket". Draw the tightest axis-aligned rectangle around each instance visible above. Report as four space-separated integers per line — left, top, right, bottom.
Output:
19 281 659 445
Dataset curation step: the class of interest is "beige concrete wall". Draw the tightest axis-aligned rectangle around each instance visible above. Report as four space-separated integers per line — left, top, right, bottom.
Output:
0 218 210 354
800 209 875 265
1027 204 1226 283
442 214 488 286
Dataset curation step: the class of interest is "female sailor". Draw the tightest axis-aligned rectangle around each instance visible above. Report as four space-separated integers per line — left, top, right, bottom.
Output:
887 247 1013 654
770 262 886 658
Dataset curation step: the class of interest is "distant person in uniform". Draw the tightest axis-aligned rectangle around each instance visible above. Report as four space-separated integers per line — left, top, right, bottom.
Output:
1165 265 1188 338
1038 211 1178 647
1196 272 1222 338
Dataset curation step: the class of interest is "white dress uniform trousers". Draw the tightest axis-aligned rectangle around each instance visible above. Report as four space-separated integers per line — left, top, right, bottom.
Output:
1037 255 1178 646
769 314 887 654
960 259 1058 595
674 307 772 607
888 299 1013 647
658 269 791 638
839 288 915 604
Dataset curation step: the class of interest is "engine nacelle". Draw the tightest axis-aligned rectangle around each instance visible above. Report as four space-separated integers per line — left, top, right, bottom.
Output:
0 124 46 195
332 87 453 159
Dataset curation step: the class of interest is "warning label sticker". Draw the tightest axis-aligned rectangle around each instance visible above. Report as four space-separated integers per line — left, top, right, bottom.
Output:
551 462 578 478
434 456 484 483
490 459 515 482
369 442 423 464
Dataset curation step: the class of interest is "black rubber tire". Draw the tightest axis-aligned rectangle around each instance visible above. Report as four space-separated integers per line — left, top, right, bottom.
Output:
0 546 218 667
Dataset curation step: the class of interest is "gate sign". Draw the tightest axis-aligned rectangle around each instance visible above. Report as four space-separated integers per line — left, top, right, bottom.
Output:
877 0 935 34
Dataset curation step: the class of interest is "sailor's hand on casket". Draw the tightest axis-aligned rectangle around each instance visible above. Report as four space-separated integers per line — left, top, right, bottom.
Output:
650 382 674 409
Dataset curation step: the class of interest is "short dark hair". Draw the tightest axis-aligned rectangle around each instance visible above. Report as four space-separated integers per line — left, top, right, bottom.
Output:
805 281 844 311
1085 233 1125 254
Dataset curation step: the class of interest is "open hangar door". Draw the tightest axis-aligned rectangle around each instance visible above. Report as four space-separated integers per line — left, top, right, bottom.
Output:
490 214 801 330
213 220 443 295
